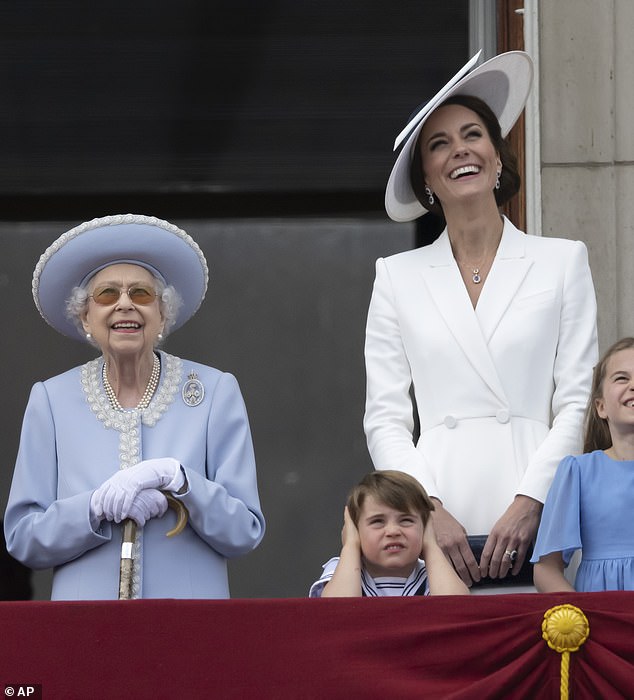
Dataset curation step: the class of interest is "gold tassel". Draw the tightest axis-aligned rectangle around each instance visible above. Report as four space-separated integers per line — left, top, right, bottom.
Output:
542 604 590 700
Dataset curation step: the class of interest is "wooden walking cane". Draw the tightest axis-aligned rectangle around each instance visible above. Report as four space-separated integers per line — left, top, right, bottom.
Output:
118 493 189 600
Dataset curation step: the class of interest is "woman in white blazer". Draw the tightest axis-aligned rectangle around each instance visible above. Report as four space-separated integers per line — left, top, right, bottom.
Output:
364 52 598 588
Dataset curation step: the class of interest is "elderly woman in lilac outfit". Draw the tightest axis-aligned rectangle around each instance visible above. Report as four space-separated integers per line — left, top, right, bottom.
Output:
4 214 265 600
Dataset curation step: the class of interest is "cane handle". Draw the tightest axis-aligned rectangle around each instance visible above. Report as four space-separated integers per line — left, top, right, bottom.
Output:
164 493 189 537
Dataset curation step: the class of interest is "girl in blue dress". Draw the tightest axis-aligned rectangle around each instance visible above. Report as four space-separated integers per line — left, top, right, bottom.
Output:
532 337 634 592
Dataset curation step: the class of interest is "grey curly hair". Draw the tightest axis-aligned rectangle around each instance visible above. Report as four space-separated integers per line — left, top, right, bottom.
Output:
65 274 183 347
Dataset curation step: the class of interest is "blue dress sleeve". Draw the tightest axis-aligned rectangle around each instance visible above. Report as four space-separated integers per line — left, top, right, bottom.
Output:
531 454 582 566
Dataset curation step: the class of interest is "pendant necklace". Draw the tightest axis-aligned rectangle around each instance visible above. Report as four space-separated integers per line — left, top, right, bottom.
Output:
456 255 490 284
454 226 502 285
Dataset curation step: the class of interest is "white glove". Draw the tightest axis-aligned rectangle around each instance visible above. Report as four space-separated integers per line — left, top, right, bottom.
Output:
91 458 184 523
126 489 169 527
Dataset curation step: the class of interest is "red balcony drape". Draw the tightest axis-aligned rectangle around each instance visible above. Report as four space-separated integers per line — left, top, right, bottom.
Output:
1 592 634 699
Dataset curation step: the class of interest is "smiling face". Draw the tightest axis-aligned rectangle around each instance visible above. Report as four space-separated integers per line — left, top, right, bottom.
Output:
595 348 634 440
80 263 164 361
418 102 502 211
357 494 424 578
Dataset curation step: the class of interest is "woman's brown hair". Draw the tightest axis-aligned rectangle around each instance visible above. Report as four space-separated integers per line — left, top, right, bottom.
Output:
410 94 520 219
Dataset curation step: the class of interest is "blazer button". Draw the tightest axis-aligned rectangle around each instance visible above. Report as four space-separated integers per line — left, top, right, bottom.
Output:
496 409 510 424
443 415 457 429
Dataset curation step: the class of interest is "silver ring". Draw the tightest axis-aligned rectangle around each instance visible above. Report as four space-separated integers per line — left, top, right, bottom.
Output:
504 549 518 562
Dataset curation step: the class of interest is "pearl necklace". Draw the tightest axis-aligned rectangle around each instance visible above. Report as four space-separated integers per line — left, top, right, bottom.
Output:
102 354 161 411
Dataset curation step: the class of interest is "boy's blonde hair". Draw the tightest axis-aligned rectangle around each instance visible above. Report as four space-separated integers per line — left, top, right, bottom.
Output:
346 470 435 527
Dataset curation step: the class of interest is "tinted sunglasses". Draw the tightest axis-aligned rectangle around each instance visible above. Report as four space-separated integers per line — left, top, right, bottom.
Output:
88 285 158 306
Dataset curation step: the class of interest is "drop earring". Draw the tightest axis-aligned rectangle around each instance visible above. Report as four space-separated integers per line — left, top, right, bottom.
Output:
495 170 501 190
424 185 434 206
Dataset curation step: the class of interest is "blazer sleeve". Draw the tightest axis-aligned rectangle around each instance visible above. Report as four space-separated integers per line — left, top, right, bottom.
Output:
517 240 598 502
4 382 112 569
171 372 266 558
364 257 441 498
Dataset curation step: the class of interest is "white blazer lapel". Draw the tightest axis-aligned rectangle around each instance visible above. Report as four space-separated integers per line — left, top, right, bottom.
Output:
420 232 508 403
476 218 533 342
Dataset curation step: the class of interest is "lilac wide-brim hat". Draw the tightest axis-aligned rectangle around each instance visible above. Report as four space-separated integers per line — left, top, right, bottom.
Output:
385 50 534 223
32 213 209 340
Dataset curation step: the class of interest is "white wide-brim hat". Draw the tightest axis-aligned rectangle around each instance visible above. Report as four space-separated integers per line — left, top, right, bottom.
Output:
385 50 534 222
33 213 209 340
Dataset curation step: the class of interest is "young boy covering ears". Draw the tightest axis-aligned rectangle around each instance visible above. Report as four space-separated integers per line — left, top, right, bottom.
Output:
309 470 469 597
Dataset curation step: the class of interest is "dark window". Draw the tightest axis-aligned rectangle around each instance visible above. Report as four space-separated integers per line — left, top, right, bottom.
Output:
1 1 468 215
